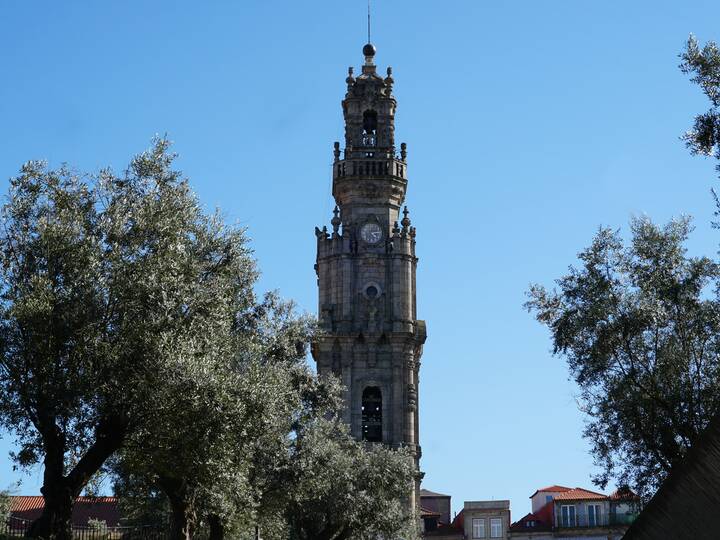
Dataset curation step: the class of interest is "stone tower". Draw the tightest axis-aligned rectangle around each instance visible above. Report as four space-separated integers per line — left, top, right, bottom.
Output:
312 42 427 512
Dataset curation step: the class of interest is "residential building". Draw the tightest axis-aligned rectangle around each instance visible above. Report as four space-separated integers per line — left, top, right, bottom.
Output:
509 486 639 540
462 500 511 540
421 489 464 538
529 486 572 514
8 496 120 528
421 489 452 529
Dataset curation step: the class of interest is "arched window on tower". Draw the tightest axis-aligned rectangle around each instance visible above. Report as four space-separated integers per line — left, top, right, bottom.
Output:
362 386 382 442
362 110 378 147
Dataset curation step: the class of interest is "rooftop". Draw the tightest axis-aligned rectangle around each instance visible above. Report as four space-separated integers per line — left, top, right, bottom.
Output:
420 489 451 498
510 500 554 532
464 500 510 511
529 485 572 498
553 487 608 501
10 496 121 528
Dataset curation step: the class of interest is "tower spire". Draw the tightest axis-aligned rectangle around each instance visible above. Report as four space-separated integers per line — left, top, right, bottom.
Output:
368 0 371 44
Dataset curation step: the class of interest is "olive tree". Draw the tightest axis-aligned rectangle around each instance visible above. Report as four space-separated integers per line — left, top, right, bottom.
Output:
681 35 720 178
526 216 720 498
281 418 418 540
116 298 325 540
0 490 11 527
0 139 260 538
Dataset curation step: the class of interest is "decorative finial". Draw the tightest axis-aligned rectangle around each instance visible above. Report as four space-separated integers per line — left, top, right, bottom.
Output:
363 43 377 58
400 142 407 161
401 206 411 233
333 142 341 161
331 206 341 234
385 66 394 86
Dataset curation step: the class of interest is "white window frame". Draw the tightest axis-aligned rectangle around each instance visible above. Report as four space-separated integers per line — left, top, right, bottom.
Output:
490 517 502 538
560 505 576 527
472 517 486 538
587 503 602 527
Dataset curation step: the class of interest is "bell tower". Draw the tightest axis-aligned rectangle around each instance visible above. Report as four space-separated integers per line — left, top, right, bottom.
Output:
312 42 427 512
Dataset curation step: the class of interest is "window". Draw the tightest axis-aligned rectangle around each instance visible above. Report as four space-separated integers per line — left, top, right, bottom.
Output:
560 505 576 527
490 518 502 538
472 518 485 538
362 110 378 135
362 110 378 146
546 495 553 504
361 387 382 442
588 504 602 527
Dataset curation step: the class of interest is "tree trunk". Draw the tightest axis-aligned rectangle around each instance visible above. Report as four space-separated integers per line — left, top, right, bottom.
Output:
207 514 224 540
26 433 72 540
26 414 127 539
168 496 195 540
160 477 195 540
25 483 73 540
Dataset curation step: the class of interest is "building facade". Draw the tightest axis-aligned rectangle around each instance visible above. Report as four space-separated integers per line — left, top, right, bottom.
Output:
311 42 427 511
509 486 639 540
463 500 511 540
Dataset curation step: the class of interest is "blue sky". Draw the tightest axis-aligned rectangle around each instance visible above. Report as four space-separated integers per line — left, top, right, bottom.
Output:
2 0 720 519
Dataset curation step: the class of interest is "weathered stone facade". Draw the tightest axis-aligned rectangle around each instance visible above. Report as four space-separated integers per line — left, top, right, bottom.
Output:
312 43 427 512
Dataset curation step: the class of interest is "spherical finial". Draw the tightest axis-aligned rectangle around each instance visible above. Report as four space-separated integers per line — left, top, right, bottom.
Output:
363 43 377 57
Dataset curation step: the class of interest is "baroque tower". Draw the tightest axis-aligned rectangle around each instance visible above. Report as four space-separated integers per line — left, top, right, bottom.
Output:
312 42 427 511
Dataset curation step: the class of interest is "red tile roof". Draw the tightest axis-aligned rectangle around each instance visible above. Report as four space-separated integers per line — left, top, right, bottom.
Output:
451 509 464 530
552 487 607 501
10 496 121 527
510 500 554 532
529 485 572 498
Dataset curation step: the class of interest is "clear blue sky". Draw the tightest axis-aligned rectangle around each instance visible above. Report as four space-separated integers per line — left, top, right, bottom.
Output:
2 0 720 520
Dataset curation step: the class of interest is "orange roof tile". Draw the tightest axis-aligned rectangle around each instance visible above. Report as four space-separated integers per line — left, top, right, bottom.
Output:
510 500 554 532
10 496 120 527
529 485 572 498
552 487 607 501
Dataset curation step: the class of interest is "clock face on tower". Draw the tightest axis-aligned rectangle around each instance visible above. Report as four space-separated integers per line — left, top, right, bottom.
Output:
360 222 383 244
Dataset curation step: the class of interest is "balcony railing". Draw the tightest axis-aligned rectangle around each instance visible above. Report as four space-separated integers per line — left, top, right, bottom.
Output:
334 158 406 179
555 513 638 529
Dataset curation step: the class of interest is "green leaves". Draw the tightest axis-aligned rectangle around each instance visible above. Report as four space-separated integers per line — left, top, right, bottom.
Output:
527 216 720 499
680 35 720 174
282 418 417 540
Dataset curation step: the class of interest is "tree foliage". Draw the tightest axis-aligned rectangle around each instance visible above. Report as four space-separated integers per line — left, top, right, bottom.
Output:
115 296 328 540
0 490 10 526
526 216 720 498
680 35 720 176
281 418 417 540
0 138 264 538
